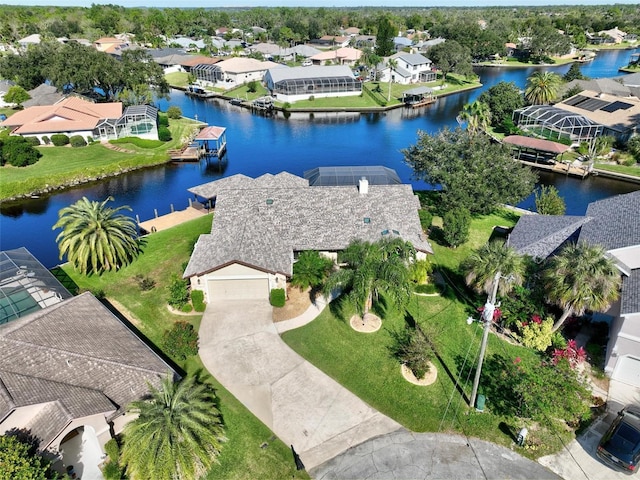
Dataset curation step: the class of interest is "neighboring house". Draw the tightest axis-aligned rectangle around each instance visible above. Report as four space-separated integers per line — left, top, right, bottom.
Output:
309 47 362 66
264 65 362 103
389 52 436 84
393 36 413 52
0 248 176 475
615 72 640 89
507 191 640 389
211 57 282 86
414 37 445 53
598 27 627 44
313 35 351 48
353 35 376 49
184 170 432 303
22 84 64 108
17 33 41 49
0 97 159 142
505 42 518 57
168 36 205 51
93 37 129 54
341 27 361 36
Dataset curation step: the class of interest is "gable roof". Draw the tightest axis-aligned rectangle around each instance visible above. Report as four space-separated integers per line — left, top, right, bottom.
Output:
621 269 640 315
0 292 174 448
392 52 431 65
579 190 640 250
23 84 64 108
217 57 281 74
310 47 362 62
508 215 592 260
184 172 432 278
0 97 122 135
266 65 355 84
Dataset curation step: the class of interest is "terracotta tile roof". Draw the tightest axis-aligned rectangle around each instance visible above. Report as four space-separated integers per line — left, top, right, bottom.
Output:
503 135 570 154
217 57 281 73
0 97 122 135
180 56 220 67
311 47 362 62
195 126 226 141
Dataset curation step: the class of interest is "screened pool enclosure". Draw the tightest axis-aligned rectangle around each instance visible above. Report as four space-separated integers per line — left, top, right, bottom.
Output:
513 105 603 142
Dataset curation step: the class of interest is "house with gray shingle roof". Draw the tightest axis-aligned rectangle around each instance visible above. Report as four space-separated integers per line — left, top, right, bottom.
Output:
0 249 176 472
508 190 640 388
389 52 436 84
184 171 432 303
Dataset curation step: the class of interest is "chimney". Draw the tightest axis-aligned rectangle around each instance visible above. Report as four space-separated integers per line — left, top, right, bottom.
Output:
359 177 369 195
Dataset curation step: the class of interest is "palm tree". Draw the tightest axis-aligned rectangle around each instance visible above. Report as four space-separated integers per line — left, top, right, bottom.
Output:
524 71 562 105
121 375 226 480
458 100 491 136
543 241 621 332
52 196 140 274
324 238 415 318
462 241 525 296
387 58 398 102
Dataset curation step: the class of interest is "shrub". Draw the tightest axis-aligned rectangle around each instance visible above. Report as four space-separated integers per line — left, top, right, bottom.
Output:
70 135 87 147
291 251 333 289
1 137 41 167
134 274 155 291
181 303 193 313
102 461 124 480
552 339 586 368
247 80 258 93
104 438 120 462
283 102 291 109
166 105 182 119
498 285 546 330
50 134 69 146
409 259 432 284
167 273 189 308
270 288 286 307
519 316 554 351
394 325 433 379
24 136 40 146
622 156 636 167
418 209 432 231
158 114 169 127
442 208 471 248
308 95 315 101
191 289 206 312
41 136 50 145
87 136 94 144
162 321 199 360
627 136 640 162
158 126 172 142
414 283 438 294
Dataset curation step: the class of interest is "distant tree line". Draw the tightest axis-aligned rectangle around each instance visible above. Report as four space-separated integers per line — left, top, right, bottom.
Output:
0 5 638 60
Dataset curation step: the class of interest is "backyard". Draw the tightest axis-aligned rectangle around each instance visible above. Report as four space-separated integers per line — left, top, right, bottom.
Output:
59 214 308 480
0 117 201 201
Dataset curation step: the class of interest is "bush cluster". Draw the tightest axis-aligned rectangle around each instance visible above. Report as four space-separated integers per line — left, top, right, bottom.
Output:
442 208 470 248
167 273 189 308
158 126 171 142
134 274 156 291
158 114 169 127
162 321 199 360
0 136 42 167
394 325 433 379
270 288 286 307
70 135 87 147
166 105 182 119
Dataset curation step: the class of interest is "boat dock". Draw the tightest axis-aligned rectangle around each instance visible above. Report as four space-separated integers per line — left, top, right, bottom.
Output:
169 125 227 162
517 159 591 179
137 201 210 234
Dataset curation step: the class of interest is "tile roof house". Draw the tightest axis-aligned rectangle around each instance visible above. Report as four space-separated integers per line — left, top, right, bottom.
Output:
309 47 362 66
0 249 176 474
508 190 640 388
184 171 432 303
0 97 158 142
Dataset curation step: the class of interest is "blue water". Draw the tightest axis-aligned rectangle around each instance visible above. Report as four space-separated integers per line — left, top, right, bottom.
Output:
1 48 638 268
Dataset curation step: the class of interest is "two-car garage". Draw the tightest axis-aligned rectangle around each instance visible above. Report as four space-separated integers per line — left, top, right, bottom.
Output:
204 263 271 302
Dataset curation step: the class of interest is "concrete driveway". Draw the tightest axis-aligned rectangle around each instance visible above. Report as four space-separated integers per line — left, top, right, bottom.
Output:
198 300 401 469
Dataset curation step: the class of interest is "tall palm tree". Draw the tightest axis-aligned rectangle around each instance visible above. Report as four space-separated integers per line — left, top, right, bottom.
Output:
524 71 562 105
324 238 416 318
462 241 525 296
543 241 621 332
121 375 226 480
52 196 140 274
387 58 398 102
458 100 492 136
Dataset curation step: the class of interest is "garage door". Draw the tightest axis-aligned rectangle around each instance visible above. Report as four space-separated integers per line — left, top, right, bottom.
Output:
208 278 269 302
612 355 640 387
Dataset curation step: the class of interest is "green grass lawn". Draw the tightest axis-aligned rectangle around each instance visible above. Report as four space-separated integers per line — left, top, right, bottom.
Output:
165 71 191 88
282 209 574 458
595 161 640 177
0 118 201 200
224 83 269 101
59 215 308 480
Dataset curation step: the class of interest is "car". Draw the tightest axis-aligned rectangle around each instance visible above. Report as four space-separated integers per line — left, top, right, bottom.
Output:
597 406 640 474
301 60 312 67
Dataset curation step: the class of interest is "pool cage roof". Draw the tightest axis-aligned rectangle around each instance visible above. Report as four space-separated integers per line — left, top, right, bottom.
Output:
273 76 361 94
304 166 402 186
0 247 72 325
515 105 603 141
116 105 158 126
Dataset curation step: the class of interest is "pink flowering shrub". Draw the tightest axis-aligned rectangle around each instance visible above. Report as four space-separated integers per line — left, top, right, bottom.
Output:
552 339 586 368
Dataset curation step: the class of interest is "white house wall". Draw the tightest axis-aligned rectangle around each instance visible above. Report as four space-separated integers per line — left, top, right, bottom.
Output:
193 262 285 303
274 89 361 104
610 245 640 270
606 312 640 375
0 403 50 434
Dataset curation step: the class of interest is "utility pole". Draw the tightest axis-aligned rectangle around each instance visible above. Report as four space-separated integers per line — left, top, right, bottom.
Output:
469 270 501 409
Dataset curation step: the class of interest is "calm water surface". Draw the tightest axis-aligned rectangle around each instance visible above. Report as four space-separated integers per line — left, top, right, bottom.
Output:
1 48 639 268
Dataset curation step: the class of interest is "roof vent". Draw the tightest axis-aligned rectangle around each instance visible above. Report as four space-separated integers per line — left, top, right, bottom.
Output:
266 199 274 205
359 177 369 195
364 217 371 224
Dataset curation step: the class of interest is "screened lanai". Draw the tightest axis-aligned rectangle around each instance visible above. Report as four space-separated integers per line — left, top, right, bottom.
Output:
116 105 158 139
513 105 603 142
265 65 362 103
192 63 223 84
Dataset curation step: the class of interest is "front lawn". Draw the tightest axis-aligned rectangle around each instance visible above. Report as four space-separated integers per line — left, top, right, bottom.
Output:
0 118 201 200
60 215 308 480
224 83 269 101
595 161 640 178
282 209 576 458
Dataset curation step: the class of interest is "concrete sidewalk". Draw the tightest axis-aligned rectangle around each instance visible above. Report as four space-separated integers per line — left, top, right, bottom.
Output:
198 300 401 470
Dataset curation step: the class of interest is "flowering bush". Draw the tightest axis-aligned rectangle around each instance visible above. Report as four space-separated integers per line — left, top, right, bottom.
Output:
552 339 586 369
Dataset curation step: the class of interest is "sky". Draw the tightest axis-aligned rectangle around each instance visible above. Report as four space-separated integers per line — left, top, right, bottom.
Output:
1 0 639 7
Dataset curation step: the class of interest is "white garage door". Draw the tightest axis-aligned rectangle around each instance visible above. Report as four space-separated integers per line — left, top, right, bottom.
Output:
612 355 640 387
208 278 269 302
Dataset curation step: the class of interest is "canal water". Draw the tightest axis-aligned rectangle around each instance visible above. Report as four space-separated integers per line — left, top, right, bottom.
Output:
1 48 638 268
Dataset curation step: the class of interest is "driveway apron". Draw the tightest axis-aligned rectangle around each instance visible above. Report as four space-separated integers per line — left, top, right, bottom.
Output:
198 300 401 469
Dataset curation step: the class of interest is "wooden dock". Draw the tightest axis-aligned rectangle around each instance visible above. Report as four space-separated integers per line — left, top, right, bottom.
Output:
517 159 591 179
138 204 210 234
168 144 205 161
